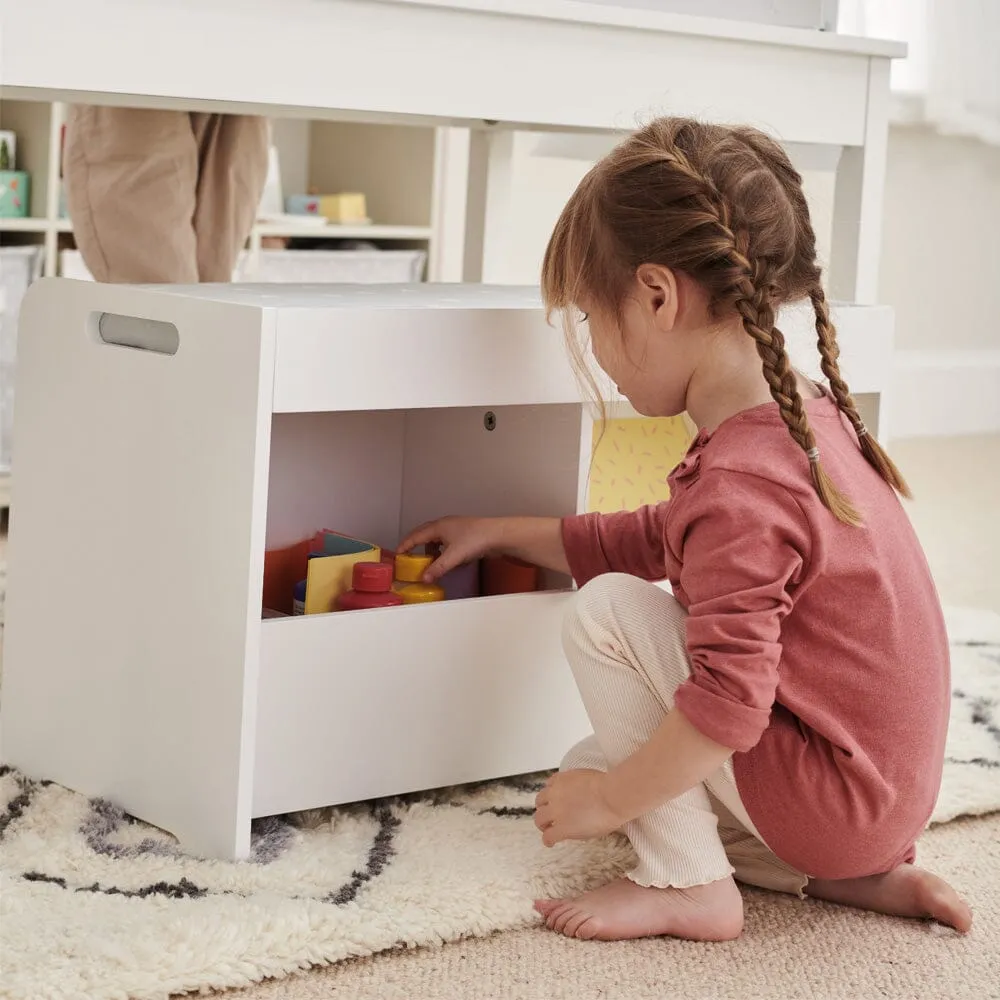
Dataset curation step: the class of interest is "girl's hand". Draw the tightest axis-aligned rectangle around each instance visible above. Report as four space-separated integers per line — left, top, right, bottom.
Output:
533 770 623 847
398 516 505 582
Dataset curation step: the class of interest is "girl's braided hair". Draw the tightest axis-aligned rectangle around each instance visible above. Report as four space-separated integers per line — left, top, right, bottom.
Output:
541 117 909 525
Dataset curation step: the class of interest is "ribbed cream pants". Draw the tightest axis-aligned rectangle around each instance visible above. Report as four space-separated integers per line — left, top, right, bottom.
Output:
561 573 807 895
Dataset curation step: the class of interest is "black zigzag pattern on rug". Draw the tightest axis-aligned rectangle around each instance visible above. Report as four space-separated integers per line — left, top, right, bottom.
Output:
479 806 536 818
23 871 208 899
80 793 299 866
325 804 401 905
949 665 1000 769
6 771 406 907
0 766 52 840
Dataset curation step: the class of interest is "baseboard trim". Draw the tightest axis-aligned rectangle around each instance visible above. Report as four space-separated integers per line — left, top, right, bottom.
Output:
892 350 1000 439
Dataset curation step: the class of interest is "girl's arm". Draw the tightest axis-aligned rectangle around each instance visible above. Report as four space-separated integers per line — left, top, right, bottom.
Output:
400 505 670 585
604 708 734 824
535 707 736 845
561 505 670 585
398 515 569 581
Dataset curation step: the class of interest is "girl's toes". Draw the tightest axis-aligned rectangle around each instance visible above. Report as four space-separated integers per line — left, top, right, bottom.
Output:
564 907 597 939
550 901 582 934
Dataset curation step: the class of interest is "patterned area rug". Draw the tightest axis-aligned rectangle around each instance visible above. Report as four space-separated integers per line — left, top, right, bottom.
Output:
1 608 998 1000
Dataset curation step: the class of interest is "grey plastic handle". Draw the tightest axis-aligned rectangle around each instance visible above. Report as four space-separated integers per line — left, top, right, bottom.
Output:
97 313 180 356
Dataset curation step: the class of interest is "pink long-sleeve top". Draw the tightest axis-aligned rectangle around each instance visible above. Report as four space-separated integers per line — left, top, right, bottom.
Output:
562 394 950 879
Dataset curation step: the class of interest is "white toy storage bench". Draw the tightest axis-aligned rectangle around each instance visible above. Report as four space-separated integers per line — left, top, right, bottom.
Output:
0 280 892 860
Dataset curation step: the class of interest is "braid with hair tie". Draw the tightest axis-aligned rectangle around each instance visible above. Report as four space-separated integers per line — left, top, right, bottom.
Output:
729 260 862 525
661 141 864 525
733 125 911 506
809 282 911 498
540 116 912 525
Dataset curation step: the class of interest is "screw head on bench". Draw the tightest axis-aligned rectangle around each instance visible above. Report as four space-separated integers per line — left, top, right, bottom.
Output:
483 411 497 432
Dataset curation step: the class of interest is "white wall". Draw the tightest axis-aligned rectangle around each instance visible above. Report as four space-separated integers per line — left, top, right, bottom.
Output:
880 126 1000 438
880 126 1000 352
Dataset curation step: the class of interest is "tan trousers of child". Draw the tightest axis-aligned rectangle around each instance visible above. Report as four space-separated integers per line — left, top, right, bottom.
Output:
63 106 269 283
561 572 808 895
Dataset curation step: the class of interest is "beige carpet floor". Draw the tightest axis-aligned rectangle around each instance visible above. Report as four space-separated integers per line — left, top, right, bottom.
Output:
220 813 1000 1000
212 435 1000 1000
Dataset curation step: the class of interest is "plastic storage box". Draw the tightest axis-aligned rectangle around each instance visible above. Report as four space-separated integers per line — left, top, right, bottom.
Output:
59 249 248 282
251 249 426 284
0 246 44 472
60 248 427 285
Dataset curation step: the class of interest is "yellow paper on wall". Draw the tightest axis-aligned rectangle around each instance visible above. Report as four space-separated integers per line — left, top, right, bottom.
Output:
587 415 693 514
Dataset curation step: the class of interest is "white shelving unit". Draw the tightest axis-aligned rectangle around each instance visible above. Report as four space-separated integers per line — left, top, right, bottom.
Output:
0 219 50 233
0 98 65 275
0 102 472 506
0 102 468 282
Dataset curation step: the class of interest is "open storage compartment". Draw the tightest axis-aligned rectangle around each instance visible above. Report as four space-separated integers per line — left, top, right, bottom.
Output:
253 401 590 816
264 403 585 601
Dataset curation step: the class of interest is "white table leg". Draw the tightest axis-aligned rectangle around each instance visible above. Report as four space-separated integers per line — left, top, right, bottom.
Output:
830 58 891 305
428 126 472 282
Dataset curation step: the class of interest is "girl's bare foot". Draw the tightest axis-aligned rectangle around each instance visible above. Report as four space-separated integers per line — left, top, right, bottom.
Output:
534 875 744 941
806 865 972 932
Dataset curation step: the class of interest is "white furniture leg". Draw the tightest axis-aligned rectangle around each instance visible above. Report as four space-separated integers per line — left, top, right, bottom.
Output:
829 58 891 305
429 126 472 282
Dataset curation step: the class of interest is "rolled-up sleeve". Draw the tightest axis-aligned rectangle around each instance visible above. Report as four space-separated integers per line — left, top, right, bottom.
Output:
670 471 811 752
561 503 670 587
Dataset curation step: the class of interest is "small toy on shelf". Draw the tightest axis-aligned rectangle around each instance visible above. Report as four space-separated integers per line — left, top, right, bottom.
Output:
393 553 445 605
0 133 30 219
423 541 480 600
263 530 381 616
285 192 369 225
0 131 17 167
481 555 541 596
336 562 404 612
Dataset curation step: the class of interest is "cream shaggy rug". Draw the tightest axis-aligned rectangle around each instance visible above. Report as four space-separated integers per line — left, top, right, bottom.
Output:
1 607 998 1000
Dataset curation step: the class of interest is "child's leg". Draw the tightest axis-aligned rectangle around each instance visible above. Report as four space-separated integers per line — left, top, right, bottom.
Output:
560 574 735 888
555 577 971 935
537 573 743 941
805 869 972 931
562 737 809 898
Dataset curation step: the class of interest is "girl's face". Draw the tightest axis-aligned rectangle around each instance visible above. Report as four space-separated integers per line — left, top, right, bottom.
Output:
580 265 820 434
582 266 703 419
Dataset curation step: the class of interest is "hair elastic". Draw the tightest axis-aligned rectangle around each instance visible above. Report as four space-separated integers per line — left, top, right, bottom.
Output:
856 424 869 439
806 446 821 463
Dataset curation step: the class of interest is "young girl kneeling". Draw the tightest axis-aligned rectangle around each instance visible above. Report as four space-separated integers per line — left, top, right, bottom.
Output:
400 117 971 942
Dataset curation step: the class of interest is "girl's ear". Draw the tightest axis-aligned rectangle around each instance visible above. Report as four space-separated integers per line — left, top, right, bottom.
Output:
635 263 680 333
